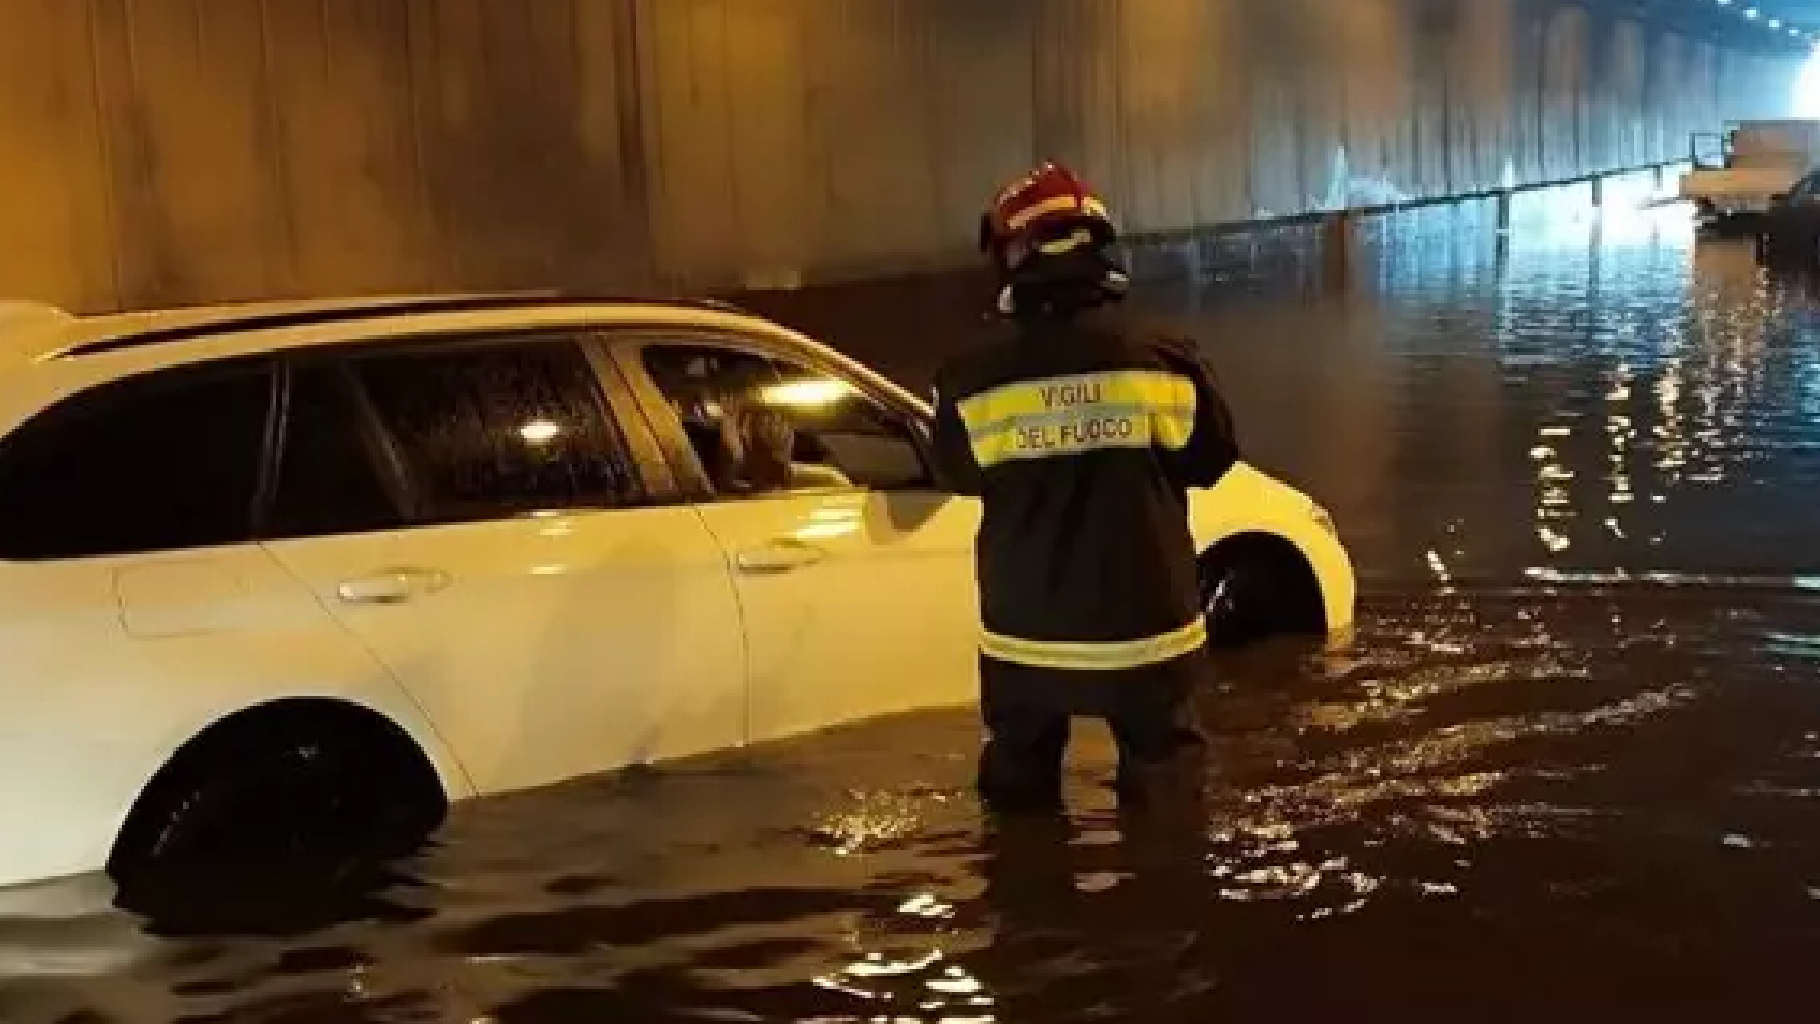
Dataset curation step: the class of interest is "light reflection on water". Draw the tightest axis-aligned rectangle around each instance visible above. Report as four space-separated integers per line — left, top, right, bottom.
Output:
10 192 1820 1020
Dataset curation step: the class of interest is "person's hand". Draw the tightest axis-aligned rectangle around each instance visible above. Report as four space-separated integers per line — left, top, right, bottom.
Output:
714 399 795 492
743 405 792 453
736 405 796 490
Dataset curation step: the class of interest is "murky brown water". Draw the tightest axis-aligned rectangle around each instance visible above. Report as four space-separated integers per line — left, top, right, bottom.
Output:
13 188 1820 1021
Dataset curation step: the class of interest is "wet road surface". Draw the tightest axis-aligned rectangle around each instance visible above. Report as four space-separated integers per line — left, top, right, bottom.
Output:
12 191 1820 1021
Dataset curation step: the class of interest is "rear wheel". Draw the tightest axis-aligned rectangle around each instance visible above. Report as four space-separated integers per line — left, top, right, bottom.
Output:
109 705 445 921
1198 536 1326 649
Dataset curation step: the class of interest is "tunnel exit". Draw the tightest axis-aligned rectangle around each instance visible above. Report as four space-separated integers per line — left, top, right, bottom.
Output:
1794 41 1820 116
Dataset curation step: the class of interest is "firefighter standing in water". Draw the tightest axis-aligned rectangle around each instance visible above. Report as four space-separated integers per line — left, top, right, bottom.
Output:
930 162 1242 812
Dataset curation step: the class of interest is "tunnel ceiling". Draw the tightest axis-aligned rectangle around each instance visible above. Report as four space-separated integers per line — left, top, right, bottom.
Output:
1630 0 1820 50
1712 0 1820 42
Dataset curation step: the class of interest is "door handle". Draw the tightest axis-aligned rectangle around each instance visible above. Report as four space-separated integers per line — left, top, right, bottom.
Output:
336 567 452 605
734 538 827 575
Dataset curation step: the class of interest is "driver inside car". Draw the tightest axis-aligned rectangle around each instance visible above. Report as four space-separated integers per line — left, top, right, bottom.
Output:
713 399 793 492
664 355 853 495
716 399 853 493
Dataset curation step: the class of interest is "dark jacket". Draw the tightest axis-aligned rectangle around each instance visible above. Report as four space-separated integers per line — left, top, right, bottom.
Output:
931 310 1240 673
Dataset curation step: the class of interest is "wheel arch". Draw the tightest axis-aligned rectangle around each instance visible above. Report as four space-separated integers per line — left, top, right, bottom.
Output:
1185 463 1356 636
105 695 454 875
1197 529 1328 633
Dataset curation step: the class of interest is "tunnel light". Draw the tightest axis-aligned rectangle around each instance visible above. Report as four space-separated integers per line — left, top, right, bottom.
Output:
759 378 855 407
1770 19 1782 29
519 419 562 444
1745 9 1759 21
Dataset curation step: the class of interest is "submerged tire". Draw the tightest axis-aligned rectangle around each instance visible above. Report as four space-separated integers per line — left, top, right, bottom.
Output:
109 706 444 912
1198 537 1326 649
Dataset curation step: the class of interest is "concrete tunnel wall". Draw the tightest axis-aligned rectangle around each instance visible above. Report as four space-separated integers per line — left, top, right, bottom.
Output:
0 0 1804 315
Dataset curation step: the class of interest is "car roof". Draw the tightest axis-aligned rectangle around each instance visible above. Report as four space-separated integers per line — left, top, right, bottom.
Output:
0 290 930 420
0 291 758 364
64 293 539 348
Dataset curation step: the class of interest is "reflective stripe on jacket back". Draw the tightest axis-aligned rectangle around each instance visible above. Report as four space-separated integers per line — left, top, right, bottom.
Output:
956 368 1199 470
930 316 1239 674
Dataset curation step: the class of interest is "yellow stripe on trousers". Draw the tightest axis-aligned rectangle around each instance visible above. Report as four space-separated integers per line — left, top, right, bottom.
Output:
981 617 1207 671
956 369 1196 470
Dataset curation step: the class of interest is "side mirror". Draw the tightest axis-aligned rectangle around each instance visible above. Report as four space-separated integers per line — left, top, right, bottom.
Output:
1771 192 1791 204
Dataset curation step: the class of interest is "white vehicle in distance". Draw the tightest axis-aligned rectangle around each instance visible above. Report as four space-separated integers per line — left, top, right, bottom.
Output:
1680 118 1820 229
0 292 1355 895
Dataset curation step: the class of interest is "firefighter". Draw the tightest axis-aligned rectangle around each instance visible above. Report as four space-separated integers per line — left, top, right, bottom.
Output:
930 161 1242 813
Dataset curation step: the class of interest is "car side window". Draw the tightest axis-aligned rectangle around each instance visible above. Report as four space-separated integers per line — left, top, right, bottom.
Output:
263 363 409 541
640 342 933 496
346 335 642 524
0 359 274 559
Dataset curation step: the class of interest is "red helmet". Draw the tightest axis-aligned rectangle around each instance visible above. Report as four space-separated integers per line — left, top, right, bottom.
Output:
978 161 1118 274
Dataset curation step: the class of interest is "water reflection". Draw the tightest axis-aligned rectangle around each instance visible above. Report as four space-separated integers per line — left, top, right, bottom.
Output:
13 198 1820 1019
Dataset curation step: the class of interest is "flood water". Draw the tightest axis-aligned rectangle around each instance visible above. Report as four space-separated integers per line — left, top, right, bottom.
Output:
13 190 1820 1021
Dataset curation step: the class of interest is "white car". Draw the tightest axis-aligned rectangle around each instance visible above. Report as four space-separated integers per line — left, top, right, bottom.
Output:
0 292 1355 893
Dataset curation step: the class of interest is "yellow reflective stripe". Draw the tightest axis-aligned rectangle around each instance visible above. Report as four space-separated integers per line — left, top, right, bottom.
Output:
1151 404 1196 450
958 370 1195 432
955 369 1196 469
981 618 1207 671
966 403 1155 467
1038 227 1096 256
1005 194 1111 231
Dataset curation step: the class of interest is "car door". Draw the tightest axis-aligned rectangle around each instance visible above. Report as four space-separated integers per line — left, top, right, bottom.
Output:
608 330 982 746
0 357 410 882
257 330 749 796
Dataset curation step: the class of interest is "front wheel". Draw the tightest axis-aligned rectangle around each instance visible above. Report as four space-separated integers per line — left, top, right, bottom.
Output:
1198 544 1325 649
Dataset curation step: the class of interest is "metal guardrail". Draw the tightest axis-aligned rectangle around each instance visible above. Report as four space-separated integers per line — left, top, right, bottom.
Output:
1119 160 1689 249
1094 159 1695 292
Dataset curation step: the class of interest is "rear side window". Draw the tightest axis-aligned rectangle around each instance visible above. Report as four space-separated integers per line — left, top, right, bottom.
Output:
263 364 407 541
346 336 641 522
0 360 274 559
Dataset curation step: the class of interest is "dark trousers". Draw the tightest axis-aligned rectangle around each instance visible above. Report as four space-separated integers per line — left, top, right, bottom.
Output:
975 651 1207 812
